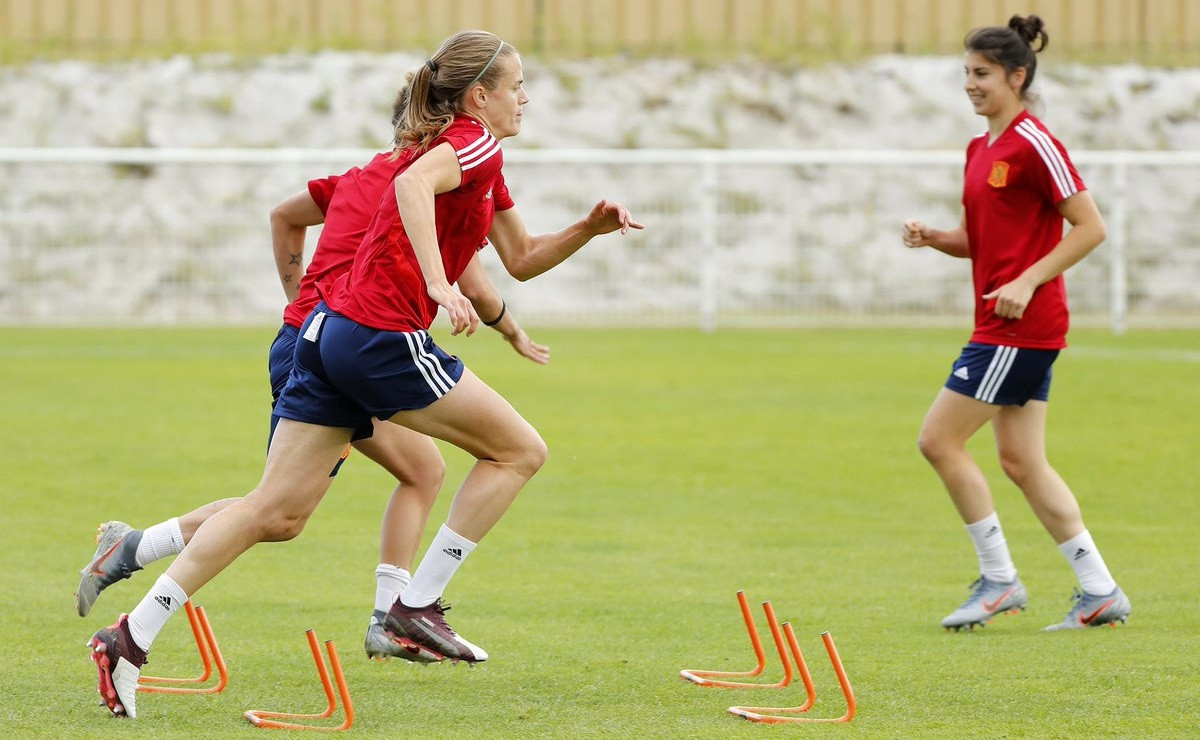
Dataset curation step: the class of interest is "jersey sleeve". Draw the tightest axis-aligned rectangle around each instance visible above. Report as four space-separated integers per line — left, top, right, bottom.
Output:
493 172 515 211
306 174 342 215
1015 120 1086 204
437 122 504 190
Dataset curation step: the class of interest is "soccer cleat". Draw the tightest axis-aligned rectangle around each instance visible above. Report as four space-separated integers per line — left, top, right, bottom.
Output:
364 610 443 663
76 521 144 617
941 575 1028 631
384 598 488 664
1043 586 1131 631
88 614 148 719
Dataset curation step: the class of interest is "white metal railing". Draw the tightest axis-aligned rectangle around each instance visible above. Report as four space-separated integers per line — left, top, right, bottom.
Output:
1 147 1198 330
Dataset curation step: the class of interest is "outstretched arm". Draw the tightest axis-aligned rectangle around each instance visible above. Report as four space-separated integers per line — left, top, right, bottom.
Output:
902 215 970 258
457 255 550 364
488 199 644 281
270 190 325 302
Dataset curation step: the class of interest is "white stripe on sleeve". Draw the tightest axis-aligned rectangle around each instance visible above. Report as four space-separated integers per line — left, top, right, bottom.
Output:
456 130 501 172
460 139 502 171
1016 120 1077 200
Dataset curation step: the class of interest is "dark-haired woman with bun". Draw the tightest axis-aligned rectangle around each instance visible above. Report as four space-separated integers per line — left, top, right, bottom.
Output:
902 15 1130 633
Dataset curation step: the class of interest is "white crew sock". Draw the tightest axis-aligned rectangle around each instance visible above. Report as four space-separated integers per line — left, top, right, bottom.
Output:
965 513 1017 583
401 524 477 608
135 518 186 568
374 564 411 613
126 574 188 652
1058 530 1117 595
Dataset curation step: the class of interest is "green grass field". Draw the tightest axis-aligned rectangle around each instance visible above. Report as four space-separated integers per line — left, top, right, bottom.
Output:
2 326 1197 738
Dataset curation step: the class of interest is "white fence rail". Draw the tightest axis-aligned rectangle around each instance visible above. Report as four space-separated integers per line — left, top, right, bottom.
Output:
1 147 1198 331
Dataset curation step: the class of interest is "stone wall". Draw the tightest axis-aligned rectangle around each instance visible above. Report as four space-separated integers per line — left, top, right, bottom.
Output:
1 53 1197 326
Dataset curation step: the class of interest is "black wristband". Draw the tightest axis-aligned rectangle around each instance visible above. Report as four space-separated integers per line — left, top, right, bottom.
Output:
483 300 506 327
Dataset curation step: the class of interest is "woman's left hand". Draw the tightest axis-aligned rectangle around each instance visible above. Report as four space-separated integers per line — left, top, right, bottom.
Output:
585 199 645 236
982 278 1036 319
506 329 550 365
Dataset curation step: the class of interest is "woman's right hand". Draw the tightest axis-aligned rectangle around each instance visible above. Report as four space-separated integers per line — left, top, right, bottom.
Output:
902 219 932 248
428 281 479 336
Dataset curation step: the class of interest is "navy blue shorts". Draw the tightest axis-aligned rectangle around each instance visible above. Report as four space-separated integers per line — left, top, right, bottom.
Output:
273 303 464 441
944 343 1058 406
266 324 299 443
268 323 300 404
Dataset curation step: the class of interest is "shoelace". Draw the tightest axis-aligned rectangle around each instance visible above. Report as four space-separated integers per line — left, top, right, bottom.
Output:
955 578 986 607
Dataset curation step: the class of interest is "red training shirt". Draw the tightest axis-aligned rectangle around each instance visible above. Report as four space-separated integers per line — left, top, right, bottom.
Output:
962 109 1087 350
283 153 403 328
323 115 514 332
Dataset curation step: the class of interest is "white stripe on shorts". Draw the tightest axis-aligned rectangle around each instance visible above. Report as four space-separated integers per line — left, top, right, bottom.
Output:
416 331 457 391
403 330 455 398
975 346 1018 403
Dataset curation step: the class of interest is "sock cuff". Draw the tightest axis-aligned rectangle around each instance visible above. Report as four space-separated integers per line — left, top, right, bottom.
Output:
375 563 412 580
437 523 478 554
155 573 189 605
136 519 187 568
965 512 1001 537
1058 529 1100 562
165 517 185 551
1057 529 1093 552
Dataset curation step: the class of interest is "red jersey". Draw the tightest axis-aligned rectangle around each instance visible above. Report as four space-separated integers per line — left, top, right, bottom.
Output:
323 115 514 332
962 110 1086 350
282 153 402 328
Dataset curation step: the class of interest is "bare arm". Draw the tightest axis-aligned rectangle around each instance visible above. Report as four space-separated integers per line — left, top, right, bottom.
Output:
982 191 1106 319
393 143 478 336
487 200 644 281
270 190 325 303
457 255 550 364
902 215 970 258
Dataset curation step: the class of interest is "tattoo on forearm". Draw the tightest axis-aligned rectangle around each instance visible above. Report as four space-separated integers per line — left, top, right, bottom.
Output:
288 253 302 266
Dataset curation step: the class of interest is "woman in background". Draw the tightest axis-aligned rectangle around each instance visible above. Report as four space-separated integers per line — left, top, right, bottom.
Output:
902 14 1130 633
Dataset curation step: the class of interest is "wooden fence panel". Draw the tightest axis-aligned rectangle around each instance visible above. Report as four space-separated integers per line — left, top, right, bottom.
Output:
0 0 1196 63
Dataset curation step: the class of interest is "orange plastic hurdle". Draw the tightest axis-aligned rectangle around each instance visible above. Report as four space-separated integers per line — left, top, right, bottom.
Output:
728 630 856 724
680 593 794 689
244 630 354 732
138 601 229 694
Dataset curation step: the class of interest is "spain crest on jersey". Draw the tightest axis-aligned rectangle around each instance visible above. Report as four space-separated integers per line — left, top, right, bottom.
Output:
987 160 1010 188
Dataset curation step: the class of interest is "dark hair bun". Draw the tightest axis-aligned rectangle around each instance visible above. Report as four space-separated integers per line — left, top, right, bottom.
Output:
1008 14 1048 52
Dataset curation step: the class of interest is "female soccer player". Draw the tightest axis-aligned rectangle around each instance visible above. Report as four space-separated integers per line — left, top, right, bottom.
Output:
902 15 1129 633
87 29 642 719
75 148 549 666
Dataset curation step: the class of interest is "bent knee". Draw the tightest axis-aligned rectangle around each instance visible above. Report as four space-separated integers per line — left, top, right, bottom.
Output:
417 459 447 492
397 455 446 494
258 511 311 542
512 429 549 477
916 433 951 464
999 455 1047 488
